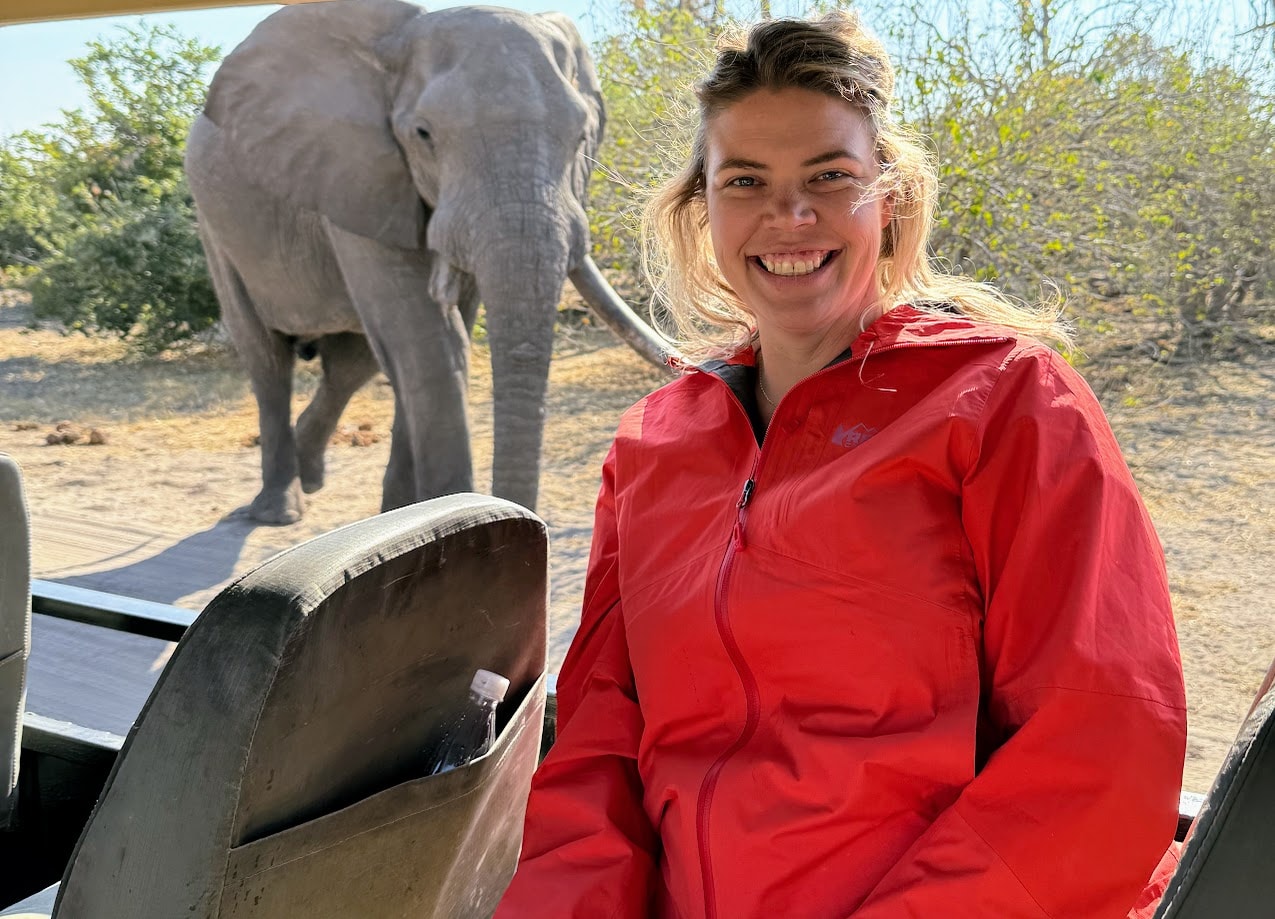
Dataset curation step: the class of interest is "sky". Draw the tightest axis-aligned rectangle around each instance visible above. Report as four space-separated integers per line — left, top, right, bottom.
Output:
0 0 1263 140
0 0 598 138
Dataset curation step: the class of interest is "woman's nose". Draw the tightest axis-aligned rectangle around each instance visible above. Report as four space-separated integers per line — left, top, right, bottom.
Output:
764 188 816 229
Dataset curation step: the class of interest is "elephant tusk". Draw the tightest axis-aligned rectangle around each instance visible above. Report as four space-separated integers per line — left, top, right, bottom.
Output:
569 257 682 373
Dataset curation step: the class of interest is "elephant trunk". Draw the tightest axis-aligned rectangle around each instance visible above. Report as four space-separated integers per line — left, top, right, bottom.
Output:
434 177 678 374
474 231 569 510
449 194 681 509
570 257 682 372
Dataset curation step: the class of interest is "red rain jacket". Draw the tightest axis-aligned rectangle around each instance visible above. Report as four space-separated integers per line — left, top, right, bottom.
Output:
497 305 1187 919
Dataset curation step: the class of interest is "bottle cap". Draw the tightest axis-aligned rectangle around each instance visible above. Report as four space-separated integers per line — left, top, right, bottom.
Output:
470 669 510 702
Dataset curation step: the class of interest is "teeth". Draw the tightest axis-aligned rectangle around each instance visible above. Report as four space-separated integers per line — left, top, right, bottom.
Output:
759 252 829 276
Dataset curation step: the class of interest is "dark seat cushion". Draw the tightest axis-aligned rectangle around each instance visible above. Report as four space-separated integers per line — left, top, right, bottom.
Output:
52 494 547 919
1155 690 1275 917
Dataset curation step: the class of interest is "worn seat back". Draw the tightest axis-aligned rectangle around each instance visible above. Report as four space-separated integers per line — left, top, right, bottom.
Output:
0 455 30 830
50 493 547 919
1154 675 1275 918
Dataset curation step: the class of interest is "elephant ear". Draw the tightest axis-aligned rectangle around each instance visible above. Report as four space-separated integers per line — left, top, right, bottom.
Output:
538 12 606 204
203 0 427 250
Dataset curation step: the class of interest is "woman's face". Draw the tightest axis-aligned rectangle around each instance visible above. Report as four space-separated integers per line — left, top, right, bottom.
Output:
704 87 891 342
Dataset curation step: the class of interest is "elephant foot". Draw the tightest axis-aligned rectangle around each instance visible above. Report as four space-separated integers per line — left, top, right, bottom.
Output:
299 453 325 494
295 422 327 494
231 483 304 525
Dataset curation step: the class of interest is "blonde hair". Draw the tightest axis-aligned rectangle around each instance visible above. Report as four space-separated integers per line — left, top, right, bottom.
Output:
642 11 1070 359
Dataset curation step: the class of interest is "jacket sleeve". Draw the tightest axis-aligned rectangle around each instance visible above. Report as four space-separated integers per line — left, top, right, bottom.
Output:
494 442 658 918
853 349 1187 919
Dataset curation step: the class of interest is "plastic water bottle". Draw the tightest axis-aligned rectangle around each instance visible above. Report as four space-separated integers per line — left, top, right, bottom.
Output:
428 669 511 775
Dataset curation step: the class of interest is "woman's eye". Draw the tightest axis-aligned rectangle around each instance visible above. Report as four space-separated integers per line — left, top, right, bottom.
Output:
726 176 757 188
816 170 851 182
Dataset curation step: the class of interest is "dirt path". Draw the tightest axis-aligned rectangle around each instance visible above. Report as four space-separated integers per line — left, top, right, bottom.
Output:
2 291 1271 793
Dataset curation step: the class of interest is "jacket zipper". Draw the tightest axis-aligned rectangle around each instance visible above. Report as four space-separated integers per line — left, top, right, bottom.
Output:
696 468 760 919
690 333 1010 917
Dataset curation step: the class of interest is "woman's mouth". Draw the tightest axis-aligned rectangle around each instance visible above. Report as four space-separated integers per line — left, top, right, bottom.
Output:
754 250 836 277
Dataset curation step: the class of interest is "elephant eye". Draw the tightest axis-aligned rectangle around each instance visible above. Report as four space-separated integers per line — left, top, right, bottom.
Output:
416 126 433 145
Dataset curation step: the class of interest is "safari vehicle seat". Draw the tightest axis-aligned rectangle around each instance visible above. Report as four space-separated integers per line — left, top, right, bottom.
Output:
0 493 547 919
1154 665 1275 918
0 455 30 830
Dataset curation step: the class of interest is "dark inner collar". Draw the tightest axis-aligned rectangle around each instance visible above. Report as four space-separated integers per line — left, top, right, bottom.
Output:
701 345 855 448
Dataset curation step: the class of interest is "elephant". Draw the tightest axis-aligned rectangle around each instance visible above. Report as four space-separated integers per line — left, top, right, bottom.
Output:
185 0 673 524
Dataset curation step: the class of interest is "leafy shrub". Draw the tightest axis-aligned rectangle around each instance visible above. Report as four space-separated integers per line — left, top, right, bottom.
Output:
28 189 216 353
892 4 1275 354
588 1 718 306
588 0 1275 357
3 23 220 351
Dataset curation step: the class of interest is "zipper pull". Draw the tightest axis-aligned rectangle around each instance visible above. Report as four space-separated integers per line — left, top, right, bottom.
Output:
737 478 755 509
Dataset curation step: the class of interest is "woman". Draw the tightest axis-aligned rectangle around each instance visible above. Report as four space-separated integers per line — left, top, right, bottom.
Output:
496 12 1186 918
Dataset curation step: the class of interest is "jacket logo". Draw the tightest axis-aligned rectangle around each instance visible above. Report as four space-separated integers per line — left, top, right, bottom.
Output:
831 422 878 449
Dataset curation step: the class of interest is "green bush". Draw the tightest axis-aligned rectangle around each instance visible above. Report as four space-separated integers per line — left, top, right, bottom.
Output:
3 23 220 351
586 0 1275 357
588 0 719 305
0 141 57 269
28 189 216 353
892 4 1275 354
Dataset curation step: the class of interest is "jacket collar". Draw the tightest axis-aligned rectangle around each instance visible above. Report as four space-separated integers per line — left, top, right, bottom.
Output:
692 302 1014 376
856 302 1014 351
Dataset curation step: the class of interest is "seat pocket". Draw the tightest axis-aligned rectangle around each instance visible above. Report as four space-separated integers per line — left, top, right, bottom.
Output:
218 672 546 919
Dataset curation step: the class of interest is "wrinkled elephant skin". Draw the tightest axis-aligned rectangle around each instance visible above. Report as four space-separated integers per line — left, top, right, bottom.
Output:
186 0 672 524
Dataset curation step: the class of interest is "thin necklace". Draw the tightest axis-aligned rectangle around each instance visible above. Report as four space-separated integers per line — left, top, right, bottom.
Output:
756 353 778 407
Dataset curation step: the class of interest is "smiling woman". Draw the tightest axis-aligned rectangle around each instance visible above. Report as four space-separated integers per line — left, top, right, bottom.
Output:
497 11 1189 919
703 88 891 407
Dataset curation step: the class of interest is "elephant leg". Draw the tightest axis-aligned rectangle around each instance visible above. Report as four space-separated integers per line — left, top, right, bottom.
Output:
295 333 381 494
326 224 475 507
382 406 415 512
245 338 304 525
203 236 304 524
371 301 474 511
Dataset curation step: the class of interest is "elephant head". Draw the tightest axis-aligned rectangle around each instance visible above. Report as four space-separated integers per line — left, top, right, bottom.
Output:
201 0 672 512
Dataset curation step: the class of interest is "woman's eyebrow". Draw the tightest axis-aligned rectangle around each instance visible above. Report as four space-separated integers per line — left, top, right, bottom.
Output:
715 157 767 172
714 150 866 172
803 149 865 167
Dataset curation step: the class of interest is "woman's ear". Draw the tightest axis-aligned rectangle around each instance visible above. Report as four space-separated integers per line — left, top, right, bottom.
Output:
203 0 427 249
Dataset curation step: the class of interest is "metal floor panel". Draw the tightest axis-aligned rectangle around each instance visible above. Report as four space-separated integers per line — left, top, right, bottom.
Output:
25 614 170 754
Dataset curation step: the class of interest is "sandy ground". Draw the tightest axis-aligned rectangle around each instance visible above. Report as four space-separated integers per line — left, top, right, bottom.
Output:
1101 351 1275 792
1 290 1272 794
